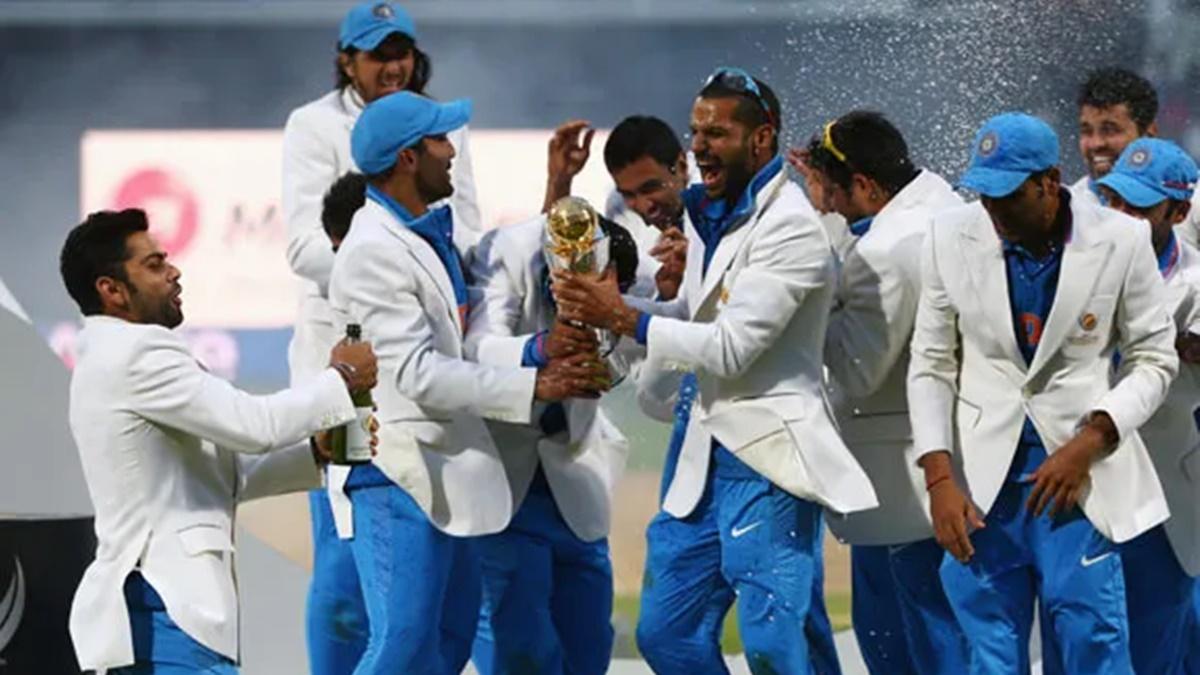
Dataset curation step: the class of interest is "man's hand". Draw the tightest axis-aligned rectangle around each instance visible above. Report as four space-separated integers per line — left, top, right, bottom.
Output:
551 268 639 336
649 226 687 301
786 147 832 214
920 450 984 563
1026 414 1115 517
1177 330 1200 365
544 320 599 359
543 120 595 212
329 340 378 392
535 351 611 401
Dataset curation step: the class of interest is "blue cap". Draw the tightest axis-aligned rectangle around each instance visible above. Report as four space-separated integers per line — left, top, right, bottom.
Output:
1096 138 1198 208
958 113 1060 198
351 92 471 175
339 2 417 51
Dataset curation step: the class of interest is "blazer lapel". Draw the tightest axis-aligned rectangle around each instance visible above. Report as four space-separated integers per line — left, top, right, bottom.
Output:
691 172 786 317
376 205 462 336
1026 221 1110 381
958 211 1027 379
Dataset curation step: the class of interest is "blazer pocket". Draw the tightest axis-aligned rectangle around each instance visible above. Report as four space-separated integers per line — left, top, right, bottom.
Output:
1181 445 1200 484
177 523 233 556
381 418 451 450
955 396 983 429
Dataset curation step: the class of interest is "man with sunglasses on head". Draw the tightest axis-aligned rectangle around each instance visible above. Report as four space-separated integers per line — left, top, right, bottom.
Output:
909 112 1177 673
1095 138 1200 674
280 4 482 673
802 111 969 675
553 67 877 673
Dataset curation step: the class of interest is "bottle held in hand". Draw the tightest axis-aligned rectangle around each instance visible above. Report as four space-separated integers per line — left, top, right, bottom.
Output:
330 323 375 465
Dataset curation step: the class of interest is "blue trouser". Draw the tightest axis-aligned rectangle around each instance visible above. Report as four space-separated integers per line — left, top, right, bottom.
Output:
110 573 238 675
306 486 369 675
1187 582 1200 672
345 464 481 675
851 545 912 673
852 539 969 674
939 478 1131 675
1121 525 1195 674
471 468 614 675
635 447 840 675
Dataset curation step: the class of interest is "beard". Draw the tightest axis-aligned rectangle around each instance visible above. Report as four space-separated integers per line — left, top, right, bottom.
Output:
416 172 454 205
129 285 183 329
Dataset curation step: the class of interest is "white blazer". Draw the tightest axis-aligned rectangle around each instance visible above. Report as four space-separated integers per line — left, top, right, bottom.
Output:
1143 240 1200 574
628 168 878 518
328 199 538 536
824 170 962 546
464 217 630 542
1069 175 1102 210
282 87 481 385
908 197 1178 544
66 316 355 671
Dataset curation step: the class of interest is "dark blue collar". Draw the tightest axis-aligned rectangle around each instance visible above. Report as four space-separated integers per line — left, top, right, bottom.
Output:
848 216 874 237
1158 231 1181 278
366 184 417 224
683 153 783 270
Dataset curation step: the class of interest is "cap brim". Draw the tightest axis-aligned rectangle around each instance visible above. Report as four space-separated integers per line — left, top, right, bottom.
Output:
427 99 472 136
957 166 1031 199
1096 173 1167 208
342 24 414 51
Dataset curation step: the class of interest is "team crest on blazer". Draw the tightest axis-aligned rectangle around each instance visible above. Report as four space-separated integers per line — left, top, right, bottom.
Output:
1080 312 1098 331
719 285 731 304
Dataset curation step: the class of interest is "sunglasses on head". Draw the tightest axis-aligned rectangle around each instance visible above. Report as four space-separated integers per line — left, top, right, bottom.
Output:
704 67 777 130
821 120 848 164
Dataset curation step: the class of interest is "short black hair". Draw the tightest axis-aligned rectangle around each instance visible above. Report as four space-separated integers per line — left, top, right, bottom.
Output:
806 110 919 196
698 74 783 151
598 216 639 293
603 116 683 175
1077 67 1158 132
60 209 149 316
322 172 368 244
335 32 430 95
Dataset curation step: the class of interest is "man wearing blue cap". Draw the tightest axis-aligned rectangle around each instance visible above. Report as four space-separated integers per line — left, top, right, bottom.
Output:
327 91 605 675
279 4 482 673
1096 138 1200 674
553 68 872 674
908 112 1178 673
1071 68 1200 254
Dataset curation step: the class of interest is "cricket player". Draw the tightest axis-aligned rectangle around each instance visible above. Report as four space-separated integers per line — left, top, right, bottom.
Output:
910 112 1178 673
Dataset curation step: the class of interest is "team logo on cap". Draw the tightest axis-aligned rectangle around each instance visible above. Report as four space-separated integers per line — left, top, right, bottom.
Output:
978 132 999 158
372 2 394 18
1129 148 1150 168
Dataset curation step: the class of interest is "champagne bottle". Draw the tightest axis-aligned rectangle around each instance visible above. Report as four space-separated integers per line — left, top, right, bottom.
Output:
330 324 374 465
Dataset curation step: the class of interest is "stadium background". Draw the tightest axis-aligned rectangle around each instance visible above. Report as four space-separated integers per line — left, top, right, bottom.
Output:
0 0 1195 671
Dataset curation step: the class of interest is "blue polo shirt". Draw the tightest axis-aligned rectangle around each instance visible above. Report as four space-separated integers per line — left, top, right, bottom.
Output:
1002 192 1072 481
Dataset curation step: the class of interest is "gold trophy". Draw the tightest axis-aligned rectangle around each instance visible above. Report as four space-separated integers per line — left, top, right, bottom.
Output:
545 196 629 386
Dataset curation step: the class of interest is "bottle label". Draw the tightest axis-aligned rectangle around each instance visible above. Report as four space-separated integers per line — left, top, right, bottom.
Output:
345 406 374 463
